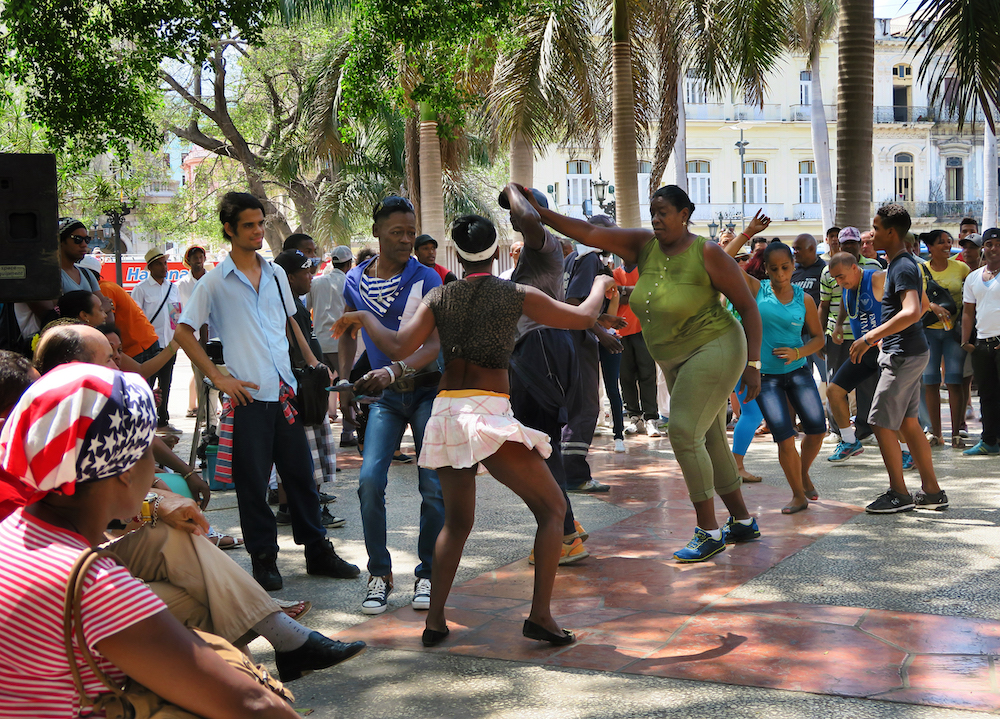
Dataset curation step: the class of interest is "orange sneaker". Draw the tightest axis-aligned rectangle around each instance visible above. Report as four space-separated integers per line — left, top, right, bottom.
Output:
528 537 590 566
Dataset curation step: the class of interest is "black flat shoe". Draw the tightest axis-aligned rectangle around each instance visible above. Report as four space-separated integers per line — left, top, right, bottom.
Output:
421 625 450 647
275 631 366 682
522 619 575 646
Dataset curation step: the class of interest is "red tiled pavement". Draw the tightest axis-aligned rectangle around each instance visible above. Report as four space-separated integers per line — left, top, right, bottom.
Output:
336 441 1000 712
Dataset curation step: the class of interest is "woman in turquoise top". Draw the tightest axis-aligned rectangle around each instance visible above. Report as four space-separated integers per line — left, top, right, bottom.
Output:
725 238 826 513
517 184 763 564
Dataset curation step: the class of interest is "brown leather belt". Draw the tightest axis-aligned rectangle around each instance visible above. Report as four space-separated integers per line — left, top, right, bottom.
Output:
388 371 442 393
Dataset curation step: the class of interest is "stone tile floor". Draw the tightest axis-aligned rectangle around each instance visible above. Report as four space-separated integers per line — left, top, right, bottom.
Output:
336 446 1000 714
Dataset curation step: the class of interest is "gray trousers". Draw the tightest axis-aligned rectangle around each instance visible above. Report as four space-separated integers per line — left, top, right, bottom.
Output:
561 329 600 488
620 332 659 420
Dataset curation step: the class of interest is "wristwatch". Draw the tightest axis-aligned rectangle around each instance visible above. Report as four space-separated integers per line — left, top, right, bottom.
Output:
747 360 762 370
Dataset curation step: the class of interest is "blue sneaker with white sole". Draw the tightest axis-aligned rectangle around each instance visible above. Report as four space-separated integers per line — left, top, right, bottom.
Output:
827 440 863 462
673 528 726 562
901 450 915 470
963 441 1000 456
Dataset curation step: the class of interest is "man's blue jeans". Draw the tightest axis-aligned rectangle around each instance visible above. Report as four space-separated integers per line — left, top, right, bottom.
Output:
358 385 445 579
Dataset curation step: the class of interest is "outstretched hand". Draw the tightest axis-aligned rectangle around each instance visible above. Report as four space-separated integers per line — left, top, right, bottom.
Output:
332 312 365 340
745 209 771 238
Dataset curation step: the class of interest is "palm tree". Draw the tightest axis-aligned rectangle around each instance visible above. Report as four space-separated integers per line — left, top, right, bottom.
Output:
485 0 604 191
609 0 642 227
905 0 1000 228
834 0 873 229
788 0 837 230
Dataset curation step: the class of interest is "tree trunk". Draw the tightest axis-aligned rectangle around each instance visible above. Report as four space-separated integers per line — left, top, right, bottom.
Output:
510 131 533 188
984 119 998 229
649 75 679 196
508 131 534 253
835 0 874 229
672 81 687 191
611 0 640 229
405 113 421 233
810 45 835 230
418 103 447 261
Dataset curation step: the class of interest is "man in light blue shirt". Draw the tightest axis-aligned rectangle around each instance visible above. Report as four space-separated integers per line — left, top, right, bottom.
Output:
176 192 360 593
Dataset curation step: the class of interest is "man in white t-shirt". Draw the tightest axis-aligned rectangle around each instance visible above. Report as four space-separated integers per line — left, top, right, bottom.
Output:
309 244 355 440
176 245 218 427
961 228 1000 455
131 247 181 433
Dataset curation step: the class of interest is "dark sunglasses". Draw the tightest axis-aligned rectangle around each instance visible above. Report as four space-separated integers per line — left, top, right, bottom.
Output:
69 235 90 245
372 196 414 222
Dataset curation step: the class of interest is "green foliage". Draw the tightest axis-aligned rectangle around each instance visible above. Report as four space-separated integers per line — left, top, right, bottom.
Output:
340 0 534 135
0 0 275 155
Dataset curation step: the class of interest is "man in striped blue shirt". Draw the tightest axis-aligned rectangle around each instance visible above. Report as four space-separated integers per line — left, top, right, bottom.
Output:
339 197 445 617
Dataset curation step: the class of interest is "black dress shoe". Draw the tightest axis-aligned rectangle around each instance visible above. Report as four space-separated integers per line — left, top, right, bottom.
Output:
421 625 449 647
522 619 575 646
251 553 282 592
275 631 366 682
306 539 360 578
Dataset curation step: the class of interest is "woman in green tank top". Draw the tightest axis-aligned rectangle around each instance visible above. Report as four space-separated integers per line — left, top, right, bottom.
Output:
516 184 764 563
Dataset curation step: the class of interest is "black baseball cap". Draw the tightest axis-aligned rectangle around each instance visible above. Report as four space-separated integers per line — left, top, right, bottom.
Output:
982 228 1000 243
414 234 437 249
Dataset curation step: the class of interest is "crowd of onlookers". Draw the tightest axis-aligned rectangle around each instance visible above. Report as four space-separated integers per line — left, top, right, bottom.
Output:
1 189 998 715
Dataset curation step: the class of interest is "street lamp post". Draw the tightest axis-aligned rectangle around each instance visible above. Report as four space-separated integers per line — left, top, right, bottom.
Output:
707 217 718 240
591 174 610 214
106 203 131 286
736 129 749 231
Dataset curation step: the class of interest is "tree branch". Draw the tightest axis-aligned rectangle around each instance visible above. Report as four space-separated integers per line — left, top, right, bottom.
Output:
160 70 219 123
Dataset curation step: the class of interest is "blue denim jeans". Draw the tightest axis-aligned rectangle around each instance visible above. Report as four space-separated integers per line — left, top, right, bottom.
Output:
756 366 827 443
922 327 966 386
599 344 625 439
358 385 445 579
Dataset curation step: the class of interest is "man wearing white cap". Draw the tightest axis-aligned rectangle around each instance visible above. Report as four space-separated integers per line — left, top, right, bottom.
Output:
131 247 181 433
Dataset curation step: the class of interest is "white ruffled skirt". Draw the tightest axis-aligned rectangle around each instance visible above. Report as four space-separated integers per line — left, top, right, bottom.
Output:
418 390 552 470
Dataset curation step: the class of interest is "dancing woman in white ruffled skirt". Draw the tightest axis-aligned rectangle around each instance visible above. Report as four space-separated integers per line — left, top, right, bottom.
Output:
334 201 613 648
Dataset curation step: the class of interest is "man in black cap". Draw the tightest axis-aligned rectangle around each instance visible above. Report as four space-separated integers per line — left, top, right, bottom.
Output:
414 235 458 284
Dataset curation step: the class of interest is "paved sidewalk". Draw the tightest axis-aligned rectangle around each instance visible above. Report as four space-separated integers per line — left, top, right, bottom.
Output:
164 360 1000 717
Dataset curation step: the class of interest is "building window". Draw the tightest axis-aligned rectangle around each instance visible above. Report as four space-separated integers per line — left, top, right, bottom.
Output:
892 64 912 79
946 157 964 202
894 152 914 202
799 71 811 107
637 160 652 208
743 160 767 204
566 160 592 207
686 160 711 205
685 70 707 105
798 160 818 204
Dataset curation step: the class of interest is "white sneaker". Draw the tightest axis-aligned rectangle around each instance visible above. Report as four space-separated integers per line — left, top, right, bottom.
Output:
624 419 644 435
362 575 392 615
411 578 431 610
861 434 879 446
646 422 662 437
823 433 841 445
614 438 626 453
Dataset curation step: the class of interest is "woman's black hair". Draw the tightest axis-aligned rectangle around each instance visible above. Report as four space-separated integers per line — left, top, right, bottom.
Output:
451 215 497 256
219 192 266 241
0 350 35 418
925 229 952 246
650 185 696 222
762 240 793 265
96 323 122 338
57 291 99 321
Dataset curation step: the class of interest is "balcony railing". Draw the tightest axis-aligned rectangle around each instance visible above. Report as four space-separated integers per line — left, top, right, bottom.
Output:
144 180 180 196
685 103 727 121
874 106 934 123
790 105 837 122
870 199 995 221
732 104 783 122
692 203 786 222
792 203 822 220
934 106 989 124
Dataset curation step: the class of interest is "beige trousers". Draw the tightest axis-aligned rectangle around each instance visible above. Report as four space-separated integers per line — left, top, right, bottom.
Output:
106 523 279 643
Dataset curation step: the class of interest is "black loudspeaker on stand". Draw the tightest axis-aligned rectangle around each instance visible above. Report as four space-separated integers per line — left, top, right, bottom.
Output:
0 153 59 302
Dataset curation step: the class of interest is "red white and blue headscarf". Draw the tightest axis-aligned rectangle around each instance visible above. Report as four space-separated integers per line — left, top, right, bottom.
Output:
0 364 157 518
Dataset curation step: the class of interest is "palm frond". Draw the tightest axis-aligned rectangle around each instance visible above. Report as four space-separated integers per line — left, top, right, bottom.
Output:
787 0 838 64
907 0 1000 132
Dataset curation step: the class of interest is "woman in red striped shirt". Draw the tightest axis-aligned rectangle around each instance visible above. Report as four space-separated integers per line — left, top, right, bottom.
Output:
0 365 298 718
